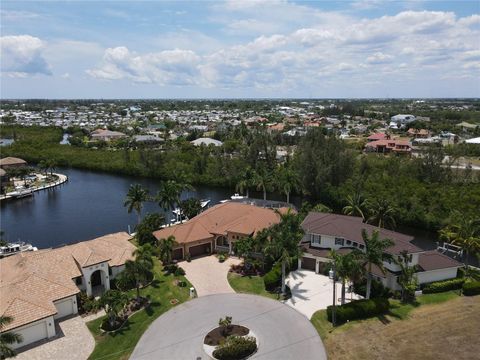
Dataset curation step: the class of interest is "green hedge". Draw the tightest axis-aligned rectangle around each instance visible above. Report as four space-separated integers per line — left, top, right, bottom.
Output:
422 278 465 294
462 281 480 296
263 262 282 290
326 298 390 324
213 336 257 360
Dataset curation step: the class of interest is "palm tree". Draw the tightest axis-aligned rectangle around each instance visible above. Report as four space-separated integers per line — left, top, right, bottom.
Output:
277 164 301 204
329 250 362 304
264 209 304 295
439 213 480 269
99 290 129 329
0 315 23 359
252 167 272 201
342 193 369 221
158 235 178 264
124 184 149 225
397 251 418 303
119 245 154 299
156 180 193 224
360 229 394 299
367 199 396 229
235 167 254 198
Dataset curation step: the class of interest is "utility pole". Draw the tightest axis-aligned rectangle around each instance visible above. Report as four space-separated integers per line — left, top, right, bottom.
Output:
332 261 336 327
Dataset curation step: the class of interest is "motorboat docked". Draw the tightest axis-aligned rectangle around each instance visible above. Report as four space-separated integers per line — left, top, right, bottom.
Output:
172 198 211 220
220 193 248 203
0 242 38 258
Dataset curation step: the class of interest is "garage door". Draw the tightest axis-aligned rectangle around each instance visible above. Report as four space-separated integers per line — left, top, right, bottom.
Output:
188 243 211 258
17 320 48 347
301 257 316 271
54 298 74 319
173 248 183 260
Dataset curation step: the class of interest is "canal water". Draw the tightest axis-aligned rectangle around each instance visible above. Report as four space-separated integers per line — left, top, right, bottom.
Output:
0 168 294 249
2 167 467 265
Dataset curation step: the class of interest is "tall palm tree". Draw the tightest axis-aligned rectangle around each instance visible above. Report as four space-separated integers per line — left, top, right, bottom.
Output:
264 209 304 295
277 164 301 204
439 213 480 269
397 251 418 303
158 235 178 264
235 167 254 198
329 250 362 304
367 199 396 229
360 229 394 299
119 245 154 299
99 290 129 328
342 193 369 221
124 184 149 225
252 167 272 201
156 180 193 224
0 315 23 359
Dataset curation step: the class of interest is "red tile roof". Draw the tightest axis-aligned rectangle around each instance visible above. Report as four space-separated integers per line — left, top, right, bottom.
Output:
417 251 463 271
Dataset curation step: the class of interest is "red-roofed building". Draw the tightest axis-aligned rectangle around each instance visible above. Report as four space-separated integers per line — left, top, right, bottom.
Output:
367 133 390 142
365 139 412 154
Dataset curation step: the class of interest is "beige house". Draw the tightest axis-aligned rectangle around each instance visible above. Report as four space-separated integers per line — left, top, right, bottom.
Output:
90 129 126 141
0 232 135 349
0 156 27 169
153 202 286 260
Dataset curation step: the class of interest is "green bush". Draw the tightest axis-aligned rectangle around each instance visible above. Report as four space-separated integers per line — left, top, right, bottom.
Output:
354 279 391 298
174 266 185 276
213 336 257 360
218 254 226 263
422 278 465 294
164 264 178 274
326 298 390 324
263 262 282 291
462 281 480 296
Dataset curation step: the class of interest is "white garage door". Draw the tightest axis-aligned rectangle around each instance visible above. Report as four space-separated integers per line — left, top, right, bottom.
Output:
18 321 48 347
54 298 74 319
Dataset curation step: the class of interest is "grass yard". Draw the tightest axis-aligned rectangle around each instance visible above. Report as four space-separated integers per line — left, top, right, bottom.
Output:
87 260 191 360
311 292 480 360
227 273 287 300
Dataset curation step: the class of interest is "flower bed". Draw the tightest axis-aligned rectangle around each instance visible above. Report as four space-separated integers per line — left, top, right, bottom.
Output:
100 297 150 333
204 325 250 346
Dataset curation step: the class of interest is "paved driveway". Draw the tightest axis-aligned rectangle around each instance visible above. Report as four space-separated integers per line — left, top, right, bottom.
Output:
179 255 241 297
15 315 95 360
284 269 362 319
131 293 326 360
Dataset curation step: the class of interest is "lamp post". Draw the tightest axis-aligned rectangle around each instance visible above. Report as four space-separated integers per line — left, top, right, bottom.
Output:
329 261 336 327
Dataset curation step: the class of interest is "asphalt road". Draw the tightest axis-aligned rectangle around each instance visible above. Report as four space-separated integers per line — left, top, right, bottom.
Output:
130 293 326 360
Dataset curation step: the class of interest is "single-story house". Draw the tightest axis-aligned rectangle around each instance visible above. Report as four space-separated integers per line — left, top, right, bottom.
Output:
190 137 223 147
0 157 27 169
299 212 463 291
407 128 430 138
153 202 286 260
0 232 135 349
90 129 127 141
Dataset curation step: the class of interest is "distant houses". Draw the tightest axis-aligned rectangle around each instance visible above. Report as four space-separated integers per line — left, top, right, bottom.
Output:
191 137 223 147
90 129 127 142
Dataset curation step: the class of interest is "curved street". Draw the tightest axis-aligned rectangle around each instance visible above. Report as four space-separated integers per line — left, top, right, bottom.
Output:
130 293 326 360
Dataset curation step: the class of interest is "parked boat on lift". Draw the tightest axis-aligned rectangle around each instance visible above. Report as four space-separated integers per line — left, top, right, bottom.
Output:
0 241 38 258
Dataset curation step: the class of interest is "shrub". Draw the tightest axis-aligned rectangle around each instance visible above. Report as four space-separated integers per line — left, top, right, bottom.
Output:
218 254 226 263
213 336 257 360
422 278 465 294
462 281 480 296
174 266 186 276
354 279 391 298
263 262 282 291
326 298 390 324
186 253 191 262
164 264 178 274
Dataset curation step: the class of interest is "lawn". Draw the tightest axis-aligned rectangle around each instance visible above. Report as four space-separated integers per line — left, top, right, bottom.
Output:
227 273 288 300
311 292 480 360
87 260 191 360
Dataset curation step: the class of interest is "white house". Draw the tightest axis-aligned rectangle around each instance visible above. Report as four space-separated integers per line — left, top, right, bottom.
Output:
299 212 463 291
0 232 135 349
191 137 223 147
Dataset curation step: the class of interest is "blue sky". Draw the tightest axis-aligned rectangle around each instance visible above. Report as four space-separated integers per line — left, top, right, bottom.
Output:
1 0 479 98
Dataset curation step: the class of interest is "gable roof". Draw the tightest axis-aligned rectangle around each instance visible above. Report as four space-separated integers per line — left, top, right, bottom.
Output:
417 251 463 271
0 157 27 166
301 212 421 255
153 202 285 244
0 232 134 331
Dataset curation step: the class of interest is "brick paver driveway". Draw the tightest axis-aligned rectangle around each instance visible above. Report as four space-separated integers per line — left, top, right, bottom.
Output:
15 315 95 360
179 255 241 297
285 269 362 319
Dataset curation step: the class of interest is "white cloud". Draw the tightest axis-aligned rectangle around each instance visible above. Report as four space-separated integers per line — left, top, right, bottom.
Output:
366 52 394 64
0 35 52 76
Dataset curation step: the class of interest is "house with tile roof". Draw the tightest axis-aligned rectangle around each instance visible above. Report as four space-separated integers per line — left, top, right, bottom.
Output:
153 202 286 260
299 212 462 291
0 232 134 349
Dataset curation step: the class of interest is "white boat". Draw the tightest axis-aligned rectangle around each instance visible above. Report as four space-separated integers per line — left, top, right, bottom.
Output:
0 242 38 258
7 187 34 199
231 193 247 200
171 198 211 221
200 199 211 208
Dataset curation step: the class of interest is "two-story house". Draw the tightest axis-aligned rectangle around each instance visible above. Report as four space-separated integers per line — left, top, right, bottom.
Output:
299 212 462 291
